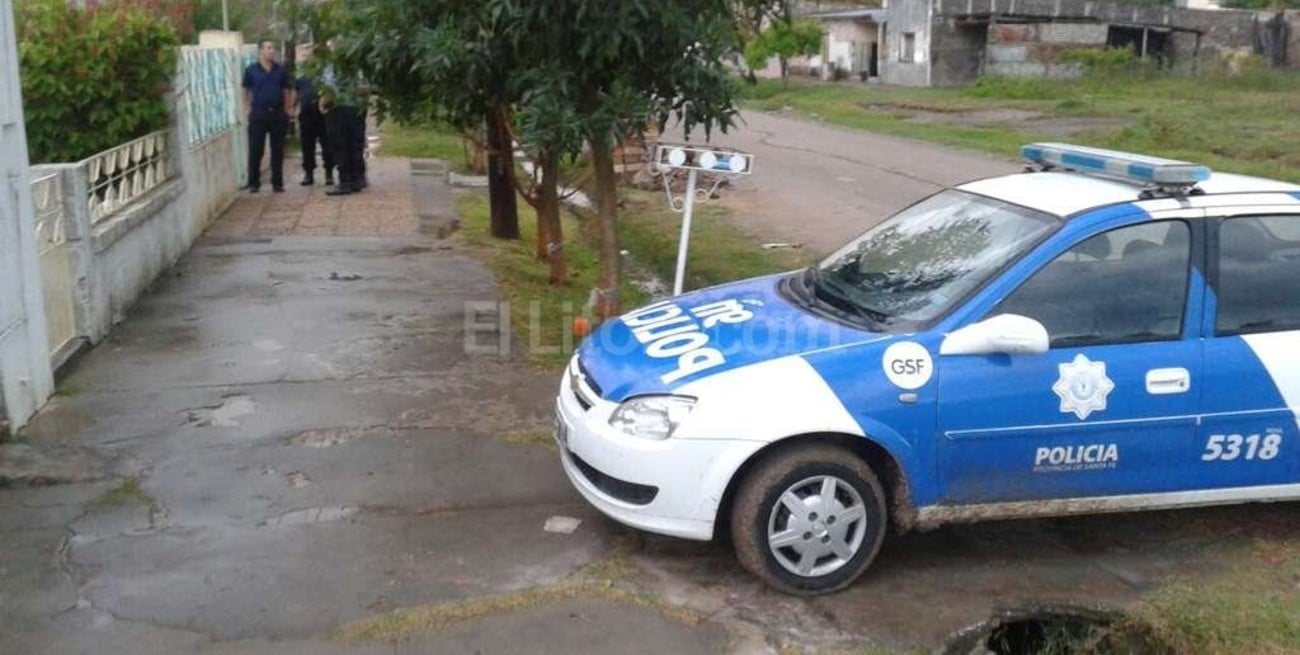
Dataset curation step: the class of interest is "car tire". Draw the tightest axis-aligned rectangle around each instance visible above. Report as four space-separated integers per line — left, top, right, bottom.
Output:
731 444 887 595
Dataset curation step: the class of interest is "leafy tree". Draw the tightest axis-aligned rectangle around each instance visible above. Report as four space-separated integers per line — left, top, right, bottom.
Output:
326 1 521 240
732 0 787 83
511 0 741 314
17 0 181 163
330 0 739 314
744 17 822 82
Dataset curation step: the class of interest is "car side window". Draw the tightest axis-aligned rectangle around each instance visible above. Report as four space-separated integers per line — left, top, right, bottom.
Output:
992 221 1191 348
1215 215 1300 336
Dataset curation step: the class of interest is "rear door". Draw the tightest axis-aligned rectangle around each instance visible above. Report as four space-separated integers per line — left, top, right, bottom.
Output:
1197 210 1300 491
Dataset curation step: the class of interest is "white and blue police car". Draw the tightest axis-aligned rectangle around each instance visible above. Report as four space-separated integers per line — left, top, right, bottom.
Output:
554 143 1300 595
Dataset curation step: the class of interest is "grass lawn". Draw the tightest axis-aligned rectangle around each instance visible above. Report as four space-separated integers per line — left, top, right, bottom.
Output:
1130 538 1300 655
454 194 650 372
377 121 474 172
618 189 817 291
740 70 1300 183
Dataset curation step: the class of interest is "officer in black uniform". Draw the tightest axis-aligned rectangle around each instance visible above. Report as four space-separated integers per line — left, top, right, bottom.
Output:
294 74 334 186
320 61 365 196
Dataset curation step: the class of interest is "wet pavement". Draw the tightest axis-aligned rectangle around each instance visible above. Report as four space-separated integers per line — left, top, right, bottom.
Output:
2 152 1297 655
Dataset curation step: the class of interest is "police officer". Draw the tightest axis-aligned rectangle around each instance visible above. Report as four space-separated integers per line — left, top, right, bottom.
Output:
321 62 364 197
294 73 334 187
242 40 294 193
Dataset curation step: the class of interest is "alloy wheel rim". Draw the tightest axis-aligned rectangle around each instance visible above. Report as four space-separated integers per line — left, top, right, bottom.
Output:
766 474 868 578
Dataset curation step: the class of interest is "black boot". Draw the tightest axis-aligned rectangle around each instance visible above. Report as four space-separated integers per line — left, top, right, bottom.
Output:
301 171 314 186
324 170 335 186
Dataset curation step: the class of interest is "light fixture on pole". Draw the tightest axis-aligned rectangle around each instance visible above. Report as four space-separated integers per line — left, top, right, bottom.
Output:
651 143 754 296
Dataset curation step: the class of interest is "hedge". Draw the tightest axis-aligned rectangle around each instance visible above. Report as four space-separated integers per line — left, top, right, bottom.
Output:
17 0 181 163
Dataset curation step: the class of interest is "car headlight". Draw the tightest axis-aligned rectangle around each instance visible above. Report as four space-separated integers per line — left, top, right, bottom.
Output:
608 395 696 440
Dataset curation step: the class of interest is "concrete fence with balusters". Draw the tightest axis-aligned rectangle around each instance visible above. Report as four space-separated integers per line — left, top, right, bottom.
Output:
23 39 246 372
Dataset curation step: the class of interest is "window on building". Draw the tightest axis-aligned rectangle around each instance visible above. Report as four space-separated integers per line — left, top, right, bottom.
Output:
901 32 916 63
1215 215 1300 335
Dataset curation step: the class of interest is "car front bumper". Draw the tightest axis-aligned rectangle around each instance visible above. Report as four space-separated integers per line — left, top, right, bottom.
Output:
554 360 764 541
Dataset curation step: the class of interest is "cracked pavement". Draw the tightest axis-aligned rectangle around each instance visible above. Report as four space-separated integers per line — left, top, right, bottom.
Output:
2 154 1297 655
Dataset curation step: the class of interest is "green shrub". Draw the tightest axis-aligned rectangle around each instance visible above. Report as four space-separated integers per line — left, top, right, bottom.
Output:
17 0 181 163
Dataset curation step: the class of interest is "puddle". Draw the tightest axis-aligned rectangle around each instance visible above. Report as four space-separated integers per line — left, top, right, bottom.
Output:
181 395 256 427
288 426 395 448
285 471 312 488
943 606 1171 655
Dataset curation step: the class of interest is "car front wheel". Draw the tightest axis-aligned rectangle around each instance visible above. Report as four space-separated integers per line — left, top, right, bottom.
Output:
731 444 888 595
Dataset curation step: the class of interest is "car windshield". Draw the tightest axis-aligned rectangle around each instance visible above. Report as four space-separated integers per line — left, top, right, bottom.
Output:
814 190 1058 329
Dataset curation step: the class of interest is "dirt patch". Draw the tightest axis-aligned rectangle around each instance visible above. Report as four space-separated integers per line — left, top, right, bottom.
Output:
861 102 1132 138
907 108 1044 126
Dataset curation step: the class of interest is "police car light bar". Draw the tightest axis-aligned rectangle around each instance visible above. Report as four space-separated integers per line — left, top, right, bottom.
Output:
654 143 753 175
1022 143 1210 186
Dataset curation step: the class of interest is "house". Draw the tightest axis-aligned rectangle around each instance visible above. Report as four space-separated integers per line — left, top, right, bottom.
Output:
753 0 1279 87
880 0 1261 86
811 8 888 80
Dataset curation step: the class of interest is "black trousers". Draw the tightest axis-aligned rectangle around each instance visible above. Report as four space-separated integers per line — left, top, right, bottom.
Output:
326 105 363 191
299 109 333 174
352 108 367 183
248 111 288 189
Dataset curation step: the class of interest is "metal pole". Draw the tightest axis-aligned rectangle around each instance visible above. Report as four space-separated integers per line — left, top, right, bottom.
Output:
222 0 229 31
673 169 699 296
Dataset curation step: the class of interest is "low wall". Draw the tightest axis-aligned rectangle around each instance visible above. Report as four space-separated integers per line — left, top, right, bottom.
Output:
88 179 189 339
180 129 240 232
30 124 238 351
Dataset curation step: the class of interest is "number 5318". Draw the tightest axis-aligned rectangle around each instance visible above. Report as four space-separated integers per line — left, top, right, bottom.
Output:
1202 433 1281 462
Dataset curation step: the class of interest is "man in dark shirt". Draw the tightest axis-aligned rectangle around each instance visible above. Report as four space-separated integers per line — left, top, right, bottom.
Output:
241 40 295 193
294 74 333 186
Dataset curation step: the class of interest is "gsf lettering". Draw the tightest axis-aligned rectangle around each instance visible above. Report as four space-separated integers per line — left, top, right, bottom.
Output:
1201 433 1282 462
890 358 927 376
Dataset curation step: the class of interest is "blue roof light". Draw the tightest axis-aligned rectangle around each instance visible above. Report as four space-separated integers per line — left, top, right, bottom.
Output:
1022 143 1210 186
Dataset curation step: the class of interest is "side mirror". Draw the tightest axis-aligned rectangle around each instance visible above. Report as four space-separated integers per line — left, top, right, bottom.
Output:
939 314 1050 356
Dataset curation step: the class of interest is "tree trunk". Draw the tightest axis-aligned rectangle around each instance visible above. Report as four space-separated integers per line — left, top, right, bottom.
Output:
534 159 552 261
486 109 520 240
589 134 621 319
538 151 565 284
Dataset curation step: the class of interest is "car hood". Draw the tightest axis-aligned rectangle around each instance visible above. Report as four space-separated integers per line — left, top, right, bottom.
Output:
577 274 879 400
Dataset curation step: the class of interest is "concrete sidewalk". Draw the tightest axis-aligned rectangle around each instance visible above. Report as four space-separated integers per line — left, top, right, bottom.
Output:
0 158 727 655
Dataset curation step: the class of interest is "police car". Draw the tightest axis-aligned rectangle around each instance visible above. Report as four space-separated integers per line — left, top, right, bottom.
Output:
554 143 1300 595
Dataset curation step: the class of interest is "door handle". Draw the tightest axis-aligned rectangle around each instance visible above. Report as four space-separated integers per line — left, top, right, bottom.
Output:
1146 367 1190 395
